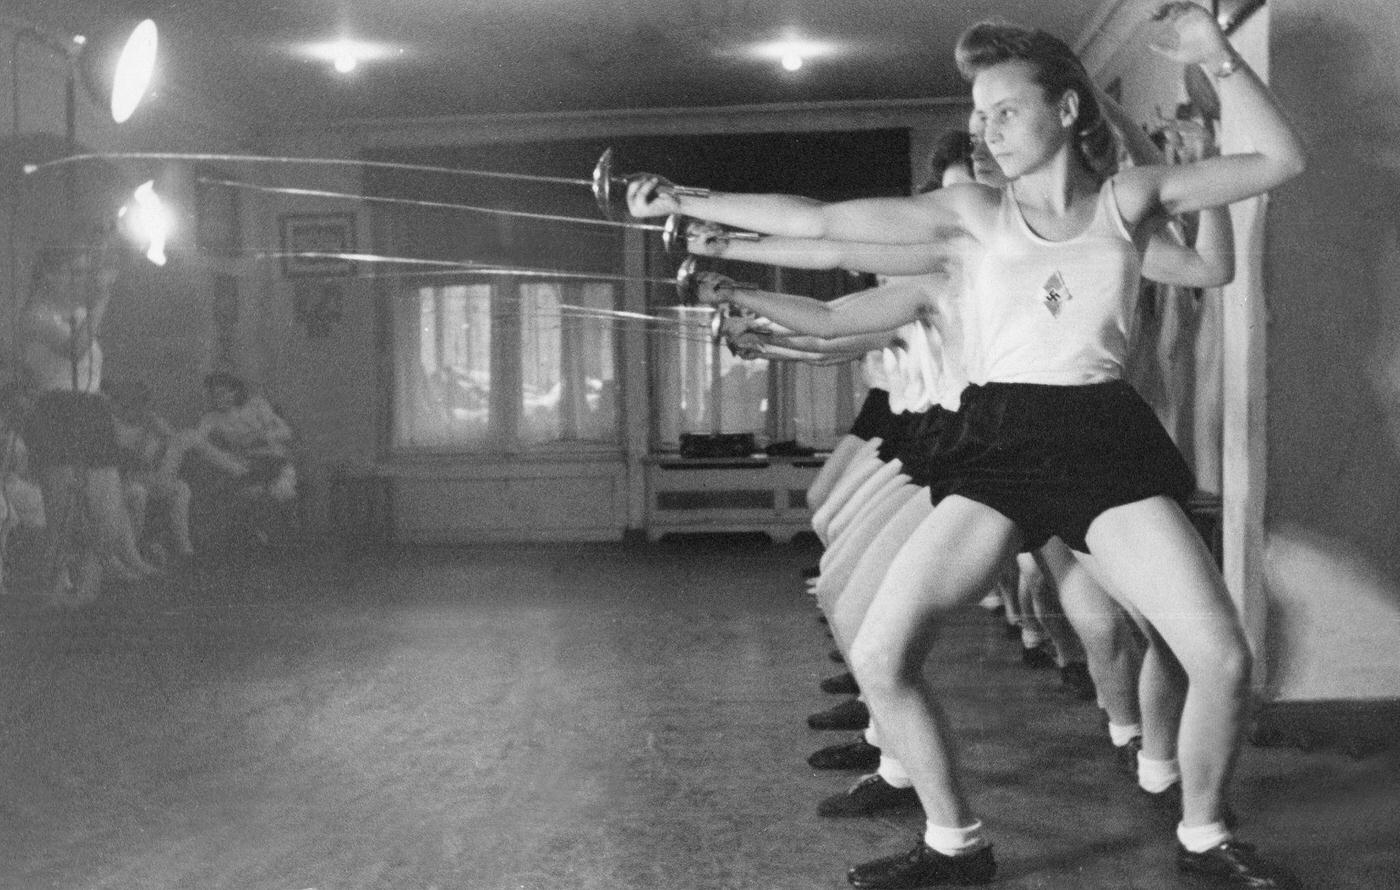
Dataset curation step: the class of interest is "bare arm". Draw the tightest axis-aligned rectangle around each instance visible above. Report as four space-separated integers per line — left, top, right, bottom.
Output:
629 178 979 245
1141 204 1234 287
768 330 899 355
698 275 929 339
689 229 952 276
1115 3 1305 220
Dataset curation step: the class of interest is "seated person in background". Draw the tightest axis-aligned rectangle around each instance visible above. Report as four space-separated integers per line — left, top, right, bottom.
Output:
2 384 47 594
197 372 298 503
106 379 247 559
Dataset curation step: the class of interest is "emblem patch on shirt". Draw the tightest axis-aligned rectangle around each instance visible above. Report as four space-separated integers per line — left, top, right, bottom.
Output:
1040 271 1072 317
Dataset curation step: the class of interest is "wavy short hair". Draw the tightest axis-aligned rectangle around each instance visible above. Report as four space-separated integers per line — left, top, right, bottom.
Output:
955 21 1116 179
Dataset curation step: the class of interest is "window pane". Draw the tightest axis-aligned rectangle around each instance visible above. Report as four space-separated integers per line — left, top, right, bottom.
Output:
793 361 869 450
575 282 620 443
716 343 768 436
519 282 563 445
393 283 492 448
652 306 768 447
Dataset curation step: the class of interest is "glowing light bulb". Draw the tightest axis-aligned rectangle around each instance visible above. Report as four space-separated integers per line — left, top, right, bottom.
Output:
781 53 804 72
120 180 171 266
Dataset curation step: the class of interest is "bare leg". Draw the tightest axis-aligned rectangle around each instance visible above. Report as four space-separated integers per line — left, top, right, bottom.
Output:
1026 560 1086 666
849 496 1021 829
808 434 865 513
817 467 913 576
1073 550 1187 765
829 489 934 654
811 442 883 543
813 482 920 613
824 458 906 548
1084 497 1250 828
1036 539 1142 725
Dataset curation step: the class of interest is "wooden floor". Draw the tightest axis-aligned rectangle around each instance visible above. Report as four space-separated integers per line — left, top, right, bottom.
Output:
1 538 1396 890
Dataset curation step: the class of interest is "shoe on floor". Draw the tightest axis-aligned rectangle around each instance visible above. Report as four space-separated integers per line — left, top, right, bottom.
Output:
821 671 860 695
808 738 881 771
1020 643 1057 669
807 697 869 731
1059 661 1096 700
819 773 920 817
1176 841 1299 889
847 841 996 887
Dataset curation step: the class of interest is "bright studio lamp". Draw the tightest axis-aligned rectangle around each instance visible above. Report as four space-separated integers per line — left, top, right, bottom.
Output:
5 15 160 130
85 18 160 124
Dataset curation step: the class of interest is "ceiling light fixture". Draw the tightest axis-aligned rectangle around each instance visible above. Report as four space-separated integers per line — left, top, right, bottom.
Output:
748 36 835 73
298 38 400 75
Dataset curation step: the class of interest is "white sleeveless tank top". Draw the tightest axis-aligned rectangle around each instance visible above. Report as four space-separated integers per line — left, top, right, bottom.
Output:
966 179 1141 386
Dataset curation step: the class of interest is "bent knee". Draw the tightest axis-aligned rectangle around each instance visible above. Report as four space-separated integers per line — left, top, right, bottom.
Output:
848 636 923 693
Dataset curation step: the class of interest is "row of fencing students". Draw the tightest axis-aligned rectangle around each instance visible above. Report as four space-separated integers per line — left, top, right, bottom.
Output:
628 5 1305 888
1 238 299 603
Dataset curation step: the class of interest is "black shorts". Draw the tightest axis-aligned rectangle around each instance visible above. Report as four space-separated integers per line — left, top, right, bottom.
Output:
936 380 1195 553
24 391 123 470
888 407 958 503
849 389 896 442
874 408 928 466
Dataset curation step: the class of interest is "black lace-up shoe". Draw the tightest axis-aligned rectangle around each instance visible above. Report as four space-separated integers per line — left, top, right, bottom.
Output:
821 671 860 695
818 773 920 817
808 737 881 771
847 842 996 887
807 697 869 730
1176 841 1299 888
1020 643 1057 669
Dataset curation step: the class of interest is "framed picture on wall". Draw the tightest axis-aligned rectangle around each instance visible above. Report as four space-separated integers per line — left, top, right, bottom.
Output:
278 212 357 278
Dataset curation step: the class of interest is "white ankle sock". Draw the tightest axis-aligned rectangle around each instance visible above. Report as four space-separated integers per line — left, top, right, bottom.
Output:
923 820 987 856
877 755 912 789
1108 722 1142 747
1177 820 1231 853
1137 752 1181 793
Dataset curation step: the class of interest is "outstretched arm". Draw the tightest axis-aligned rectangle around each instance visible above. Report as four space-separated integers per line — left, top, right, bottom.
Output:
688 227 952 276
697 275 930 339
1115 2 1305 220
628 177 978 245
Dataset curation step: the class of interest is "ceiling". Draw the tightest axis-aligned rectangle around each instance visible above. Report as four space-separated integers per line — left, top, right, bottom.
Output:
5 0 1118 130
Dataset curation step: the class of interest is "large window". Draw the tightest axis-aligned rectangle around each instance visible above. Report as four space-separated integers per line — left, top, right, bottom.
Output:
648 263 868 453
393 276 619 452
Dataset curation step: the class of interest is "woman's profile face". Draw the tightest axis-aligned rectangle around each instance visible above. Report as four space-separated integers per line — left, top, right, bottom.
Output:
969 59 1067 180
